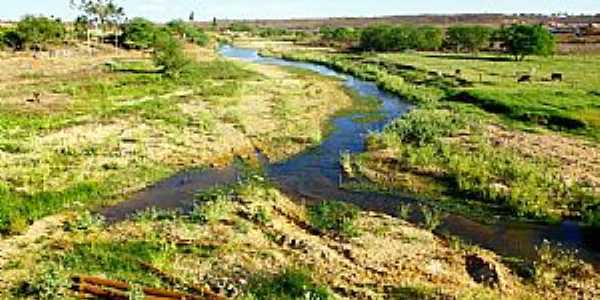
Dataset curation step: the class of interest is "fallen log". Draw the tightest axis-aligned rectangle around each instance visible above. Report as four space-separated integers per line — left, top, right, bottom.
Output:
74 275 204 299
137 261 227 300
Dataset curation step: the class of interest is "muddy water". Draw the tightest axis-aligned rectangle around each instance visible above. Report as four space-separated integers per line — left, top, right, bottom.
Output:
102 45 600 268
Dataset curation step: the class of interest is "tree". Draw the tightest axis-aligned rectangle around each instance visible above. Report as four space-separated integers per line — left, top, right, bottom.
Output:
359 25 442 51
501 24 555 61
166 19 209 46
189 11 195 22
14 15 65 50
152 31 190 78
121 17 158 49
70 0 124 30
445 26 492 53
73 15 90 40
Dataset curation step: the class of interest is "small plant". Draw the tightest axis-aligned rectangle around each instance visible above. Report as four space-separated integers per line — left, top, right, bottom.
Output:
419 206 442 231
533 240 591 288
254 206 271 225
397 203 412 220
190 197 233 224
63 210 105 232
20 264 70 300
128 284 146 300
243 267 331 300
308 201 359 237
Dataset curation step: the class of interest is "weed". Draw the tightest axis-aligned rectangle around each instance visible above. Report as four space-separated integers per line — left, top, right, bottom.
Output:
16 263 70 300
242 267 332 300
190 197 233 224
419 206 442 231
63 210 105 232
533 240 592 288
397 203 412 220
308 201 360 237
389 284 448 300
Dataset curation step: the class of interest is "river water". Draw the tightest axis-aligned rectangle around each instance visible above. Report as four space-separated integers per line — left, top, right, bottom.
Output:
102 45 599 268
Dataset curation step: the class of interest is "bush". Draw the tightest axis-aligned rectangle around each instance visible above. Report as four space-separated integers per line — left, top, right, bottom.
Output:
445 26 492 53
152 31 190 78
121 17 158 49
243 268 331 300
13 15 65 50
308 201 359 236
500 24 555 61
320 26 360 44
384 109 466 146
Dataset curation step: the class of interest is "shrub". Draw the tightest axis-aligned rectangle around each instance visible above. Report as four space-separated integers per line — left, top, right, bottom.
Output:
419 206 442 231
121 17 158 49
18 264 70 299
13 15 65 50
500 24 555 61
384 109 466 146
152 31 190 78
308 201 359 236
534 240 591 288
243 268 331 300
445 25 492 53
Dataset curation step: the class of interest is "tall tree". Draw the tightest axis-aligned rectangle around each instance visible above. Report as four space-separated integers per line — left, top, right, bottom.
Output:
501 25 555 61
70 0 125 30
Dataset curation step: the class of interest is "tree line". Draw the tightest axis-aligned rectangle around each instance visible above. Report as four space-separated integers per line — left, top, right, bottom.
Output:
318 24 555 61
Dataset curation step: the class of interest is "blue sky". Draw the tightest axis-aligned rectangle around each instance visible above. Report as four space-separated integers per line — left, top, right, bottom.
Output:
1 0 599 22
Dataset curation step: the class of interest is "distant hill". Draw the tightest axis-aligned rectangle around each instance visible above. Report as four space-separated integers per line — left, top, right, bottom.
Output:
199 14 600 30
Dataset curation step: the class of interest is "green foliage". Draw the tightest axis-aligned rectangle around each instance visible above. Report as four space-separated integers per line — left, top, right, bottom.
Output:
500 24 555 61
73 15 90 40
360 25 443 51
0 182 104 234
229 22 254 32
243 268 332 300
121 17 158 49
384 108 467 146
70 0 125 29
445 25 493 52
17 264 70 299
308 201 359 236
166 19 209 46
320 26 360 44
258 27 290 38
12 15 65 50
152 31 190 78
419 206 442 230
63 240 173 284
534 240 591 288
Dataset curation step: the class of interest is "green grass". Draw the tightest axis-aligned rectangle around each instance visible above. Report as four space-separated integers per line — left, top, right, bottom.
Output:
271 50 600 140
307 201 360 237
242 268 332 300
0 57 262 234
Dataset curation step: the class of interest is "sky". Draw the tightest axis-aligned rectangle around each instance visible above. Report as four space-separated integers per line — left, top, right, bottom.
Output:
1 0 599 22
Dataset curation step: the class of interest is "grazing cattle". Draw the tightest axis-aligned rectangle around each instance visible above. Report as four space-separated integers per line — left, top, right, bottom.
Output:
455 69 462 76
518 75 531 83
551 73 563 82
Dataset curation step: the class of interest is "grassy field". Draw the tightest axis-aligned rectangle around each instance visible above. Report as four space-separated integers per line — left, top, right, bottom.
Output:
0 44 356 235
255 41 600 224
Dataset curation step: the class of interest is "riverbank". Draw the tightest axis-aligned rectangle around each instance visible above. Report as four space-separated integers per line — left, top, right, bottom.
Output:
3 173 599 299
247 39 600 226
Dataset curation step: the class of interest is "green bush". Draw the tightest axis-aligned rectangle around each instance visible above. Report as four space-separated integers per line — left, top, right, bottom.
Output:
384 109 466 146
243 268 331 300
308 201 359 236
121 17 158 49
12 15 65 50
152 31 190 78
